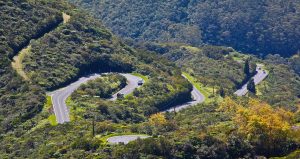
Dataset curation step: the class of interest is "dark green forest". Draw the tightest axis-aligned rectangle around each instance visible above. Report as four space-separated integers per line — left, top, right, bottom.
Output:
70 0 300 57
1 0 300 158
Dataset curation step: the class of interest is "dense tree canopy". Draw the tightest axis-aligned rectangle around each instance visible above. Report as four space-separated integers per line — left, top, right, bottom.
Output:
70 0 300 57
0 0 67 134
1 0 300 158
219 98 297 156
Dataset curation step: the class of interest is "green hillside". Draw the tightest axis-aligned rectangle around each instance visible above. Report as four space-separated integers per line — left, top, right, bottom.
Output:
135 42 300 110
1 0 300 158
70 0 300 57
0 0 65 134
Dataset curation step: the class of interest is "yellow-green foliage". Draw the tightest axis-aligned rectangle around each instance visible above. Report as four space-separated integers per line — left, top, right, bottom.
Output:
180 45 201 53
228 51 250 62
149 113 167 127
44 96 57 126
219 98 297 151
48 114 57 126
131 72 149 82
44 95 53 109
66 96 84 121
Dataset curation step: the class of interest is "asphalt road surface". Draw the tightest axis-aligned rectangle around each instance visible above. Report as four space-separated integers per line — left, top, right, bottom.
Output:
234 66 268 96
164 75 205 112
110 74 143 101
48 73 142 124
107 135 150 144
106 75 206 145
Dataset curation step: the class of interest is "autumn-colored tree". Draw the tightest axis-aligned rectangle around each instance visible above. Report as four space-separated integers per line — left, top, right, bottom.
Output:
217 97 241 113
218 97 296 156
149 113 167 127
235 99 295 155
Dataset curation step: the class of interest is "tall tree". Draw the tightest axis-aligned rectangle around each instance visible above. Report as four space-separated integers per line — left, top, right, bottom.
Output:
244 59 250 77
247 79 256 94
219 86 225 98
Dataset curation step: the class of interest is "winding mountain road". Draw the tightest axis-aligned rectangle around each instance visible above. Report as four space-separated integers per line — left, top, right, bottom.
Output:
47 73 143 124
110 74 142 101
106 75 206 145
49 72 205 124
234 65 268 96
164 75 205 112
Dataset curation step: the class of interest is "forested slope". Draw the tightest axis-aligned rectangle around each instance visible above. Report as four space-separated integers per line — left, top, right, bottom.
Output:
0 0 67 134
1 0 300 158
70 0 300 57
0 0 191 137
0 1 194 158
128 41 300 112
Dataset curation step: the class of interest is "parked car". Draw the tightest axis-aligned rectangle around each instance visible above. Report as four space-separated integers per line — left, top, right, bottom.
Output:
138 80 144 86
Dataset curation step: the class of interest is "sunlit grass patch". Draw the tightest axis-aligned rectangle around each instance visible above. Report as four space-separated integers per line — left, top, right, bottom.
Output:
45 95 53 109
131 72 149 82
44 96 58 126
48 114 58 126
180 45 201 53
182 72 222 103
228 51 250 62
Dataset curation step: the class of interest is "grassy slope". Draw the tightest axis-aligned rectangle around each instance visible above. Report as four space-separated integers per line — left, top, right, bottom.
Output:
45 96 57 126
182 72 222 103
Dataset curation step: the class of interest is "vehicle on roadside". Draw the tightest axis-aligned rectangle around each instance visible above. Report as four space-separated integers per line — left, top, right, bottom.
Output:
138 80 144 86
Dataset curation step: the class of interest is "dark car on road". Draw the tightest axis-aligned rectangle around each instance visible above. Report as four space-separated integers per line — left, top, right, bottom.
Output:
117 93 124 99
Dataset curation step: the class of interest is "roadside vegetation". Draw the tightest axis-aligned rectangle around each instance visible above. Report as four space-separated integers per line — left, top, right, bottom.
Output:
1 0 300 158
44 96 58 126
0 1 193 157
258 55 300 110
131 72 149 82
71 73 126 99
182 72 221 103
137 42 300 111
136 42 249 96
